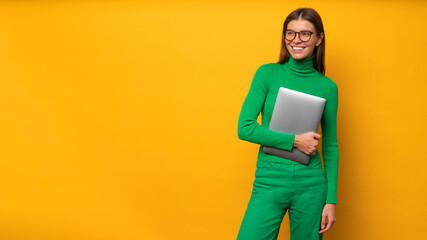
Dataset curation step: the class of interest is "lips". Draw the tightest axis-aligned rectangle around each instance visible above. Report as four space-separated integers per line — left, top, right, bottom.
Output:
290 46 305 53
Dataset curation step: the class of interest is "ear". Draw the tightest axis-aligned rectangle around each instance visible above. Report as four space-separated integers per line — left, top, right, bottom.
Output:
316 32 324 47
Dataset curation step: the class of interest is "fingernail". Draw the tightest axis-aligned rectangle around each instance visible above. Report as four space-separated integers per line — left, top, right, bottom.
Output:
321 225 324 229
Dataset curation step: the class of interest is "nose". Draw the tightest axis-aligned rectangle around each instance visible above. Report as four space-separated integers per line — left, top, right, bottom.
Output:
292 33 302 44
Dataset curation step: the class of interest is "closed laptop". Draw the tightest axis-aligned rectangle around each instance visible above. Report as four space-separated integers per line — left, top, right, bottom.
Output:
262 87 326 165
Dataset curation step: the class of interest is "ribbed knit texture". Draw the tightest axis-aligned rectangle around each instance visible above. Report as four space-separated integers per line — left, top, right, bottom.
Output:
237 54 339 204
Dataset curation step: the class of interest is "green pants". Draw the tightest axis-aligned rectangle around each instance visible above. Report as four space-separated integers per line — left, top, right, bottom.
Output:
237 160 327 240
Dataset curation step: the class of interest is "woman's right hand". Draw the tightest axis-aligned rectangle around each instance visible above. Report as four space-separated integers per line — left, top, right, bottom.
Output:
293 132 321 155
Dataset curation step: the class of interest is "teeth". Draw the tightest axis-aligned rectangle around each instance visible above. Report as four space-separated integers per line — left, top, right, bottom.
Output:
292 47 304 50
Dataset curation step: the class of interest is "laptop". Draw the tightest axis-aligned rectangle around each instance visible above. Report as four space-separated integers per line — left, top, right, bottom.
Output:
262 87 326 165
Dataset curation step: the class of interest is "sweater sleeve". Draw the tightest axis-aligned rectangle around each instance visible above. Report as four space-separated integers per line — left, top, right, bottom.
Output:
321 81 339 204
237 64 295 151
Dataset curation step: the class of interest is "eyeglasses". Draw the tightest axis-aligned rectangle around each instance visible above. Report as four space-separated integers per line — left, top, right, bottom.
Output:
282 30 314 42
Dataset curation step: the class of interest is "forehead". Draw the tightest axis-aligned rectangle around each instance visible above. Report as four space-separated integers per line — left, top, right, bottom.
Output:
287 19 315 31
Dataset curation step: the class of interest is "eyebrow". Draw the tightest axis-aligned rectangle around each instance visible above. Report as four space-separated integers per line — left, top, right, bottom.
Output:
287 29 312 32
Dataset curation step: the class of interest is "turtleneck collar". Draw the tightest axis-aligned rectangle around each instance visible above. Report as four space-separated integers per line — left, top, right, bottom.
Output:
283 54 317 76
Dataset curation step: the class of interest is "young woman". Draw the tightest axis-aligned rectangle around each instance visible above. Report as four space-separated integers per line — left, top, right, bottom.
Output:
236 8 339 240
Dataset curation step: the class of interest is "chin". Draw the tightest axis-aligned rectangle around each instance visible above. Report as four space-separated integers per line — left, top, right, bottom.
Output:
290 52 311 60
290 53 306 59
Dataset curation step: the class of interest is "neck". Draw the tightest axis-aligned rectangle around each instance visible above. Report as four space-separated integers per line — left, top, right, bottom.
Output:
285 54 316 75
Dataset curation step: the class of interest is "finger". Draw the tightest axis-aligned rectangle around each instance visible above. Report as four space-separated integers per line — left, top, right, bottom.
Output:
320 215 326 231
319 222 328 234
323 218 333 232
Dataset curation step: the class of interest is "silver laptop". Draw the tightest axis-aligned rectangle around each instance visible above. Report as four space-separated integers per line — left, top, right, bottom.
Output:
262 87 326 165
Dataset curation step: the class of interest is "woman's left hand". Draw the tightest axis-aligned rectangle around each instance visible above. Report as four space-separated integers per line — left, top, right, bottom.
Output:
319 203 336 234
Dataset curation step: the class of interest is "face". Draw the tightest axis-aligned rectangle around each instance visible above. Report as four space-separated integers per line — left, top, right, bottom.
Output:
285 19 324 59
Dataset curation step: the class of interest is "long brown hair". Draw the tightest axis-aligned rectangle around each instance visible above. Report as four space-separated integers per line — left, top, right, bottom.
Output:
278 8 326 75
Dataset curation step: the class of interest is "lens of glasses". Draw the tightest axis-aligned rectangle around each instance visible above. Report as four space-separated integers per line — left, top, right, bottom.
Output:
285 30 312 41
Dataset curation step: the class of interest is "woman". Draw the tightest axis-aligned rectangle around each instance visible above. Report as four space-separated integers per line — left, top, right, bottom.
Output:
236 8 339 240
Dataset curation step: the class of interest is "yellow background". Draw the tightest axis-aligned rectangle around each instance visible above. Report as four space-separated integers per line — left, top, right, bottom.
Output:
0 0 426 239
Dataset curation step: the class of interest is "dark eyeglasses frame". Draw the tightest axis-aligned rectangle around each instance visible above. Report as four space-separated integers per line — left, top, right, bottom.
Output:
282 30 315 42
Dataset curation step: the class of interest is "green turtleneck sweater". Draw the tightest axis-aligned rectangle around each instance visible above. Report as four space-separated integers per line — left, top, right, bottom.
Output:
237 55 339 204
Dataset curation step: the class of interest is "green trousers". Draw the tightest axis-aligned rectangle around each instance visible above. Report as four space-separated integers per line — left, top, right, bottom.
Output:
236 160 327 240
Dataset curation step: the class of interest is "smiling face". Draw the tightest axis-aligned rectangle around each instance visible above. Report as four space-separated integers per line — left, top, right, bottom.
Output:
285 19 324 60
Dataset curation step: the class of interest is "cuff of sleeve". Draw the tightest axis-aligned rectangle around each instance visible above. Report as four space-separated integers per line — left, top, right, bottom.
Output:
326 195 337 204
279 133 295 151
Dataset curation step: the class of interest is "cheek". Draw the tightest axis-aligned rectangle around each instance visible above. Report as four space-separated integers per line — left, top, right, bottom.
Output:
310 39 319 48
305 44 316 51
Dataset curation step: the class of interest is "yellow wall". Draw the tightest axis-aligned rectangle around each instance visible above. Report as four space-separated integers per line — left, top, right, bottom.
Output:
0 1 426 239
